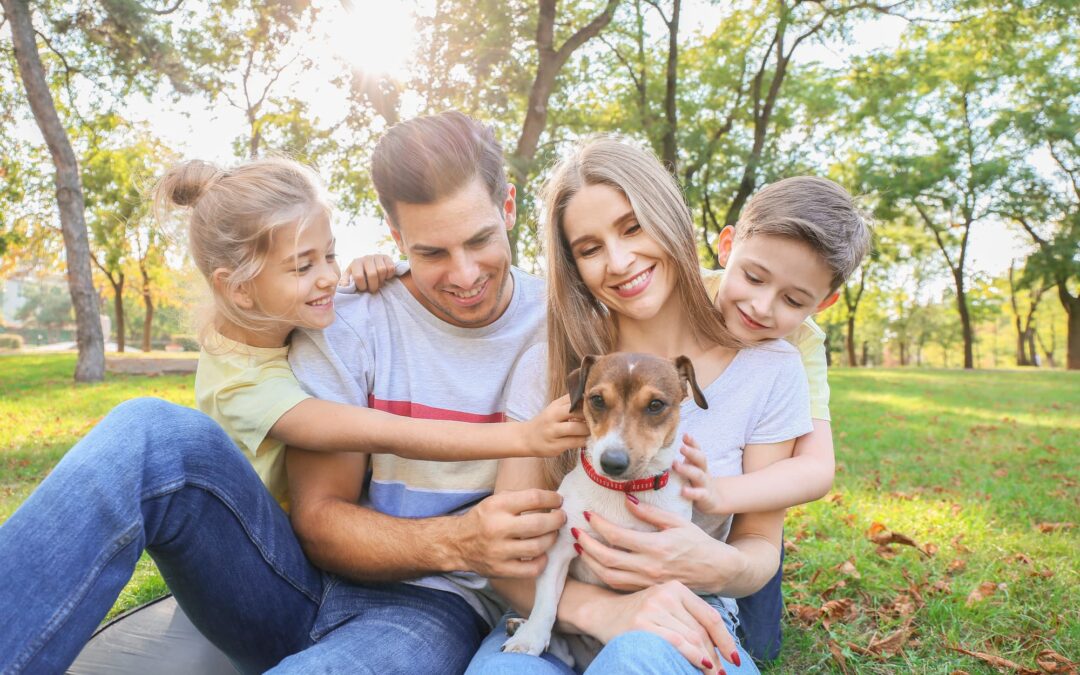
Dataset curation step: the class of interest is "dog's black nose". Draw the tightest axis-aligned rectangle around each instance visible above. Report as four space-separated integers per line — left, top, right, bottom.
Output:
600 449 630 476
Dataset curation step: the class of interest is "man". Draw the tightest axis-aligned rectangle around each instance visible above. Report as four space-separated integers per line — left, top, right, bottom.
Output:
0 111 568 674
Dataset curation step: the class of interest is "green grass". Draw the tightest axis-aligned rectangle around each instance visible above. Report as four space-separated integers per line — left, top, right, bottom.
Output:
1 354 1077 670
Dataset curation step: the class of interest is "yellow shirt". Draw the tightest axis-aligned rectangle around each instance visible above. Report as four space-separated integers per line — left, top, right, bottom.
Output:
194 333 312 511
701 268 830 421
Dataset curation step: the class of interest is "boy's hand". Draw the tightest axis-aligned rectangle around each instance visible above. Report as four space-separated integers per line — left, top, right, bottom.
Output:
520 394 589 458
341 254 397 292
673 434 727 515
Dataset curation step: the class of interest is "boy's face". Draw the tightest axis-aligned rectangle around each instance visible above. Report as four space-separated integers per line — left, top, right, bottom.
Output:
716 226 838 342
388 175 516 328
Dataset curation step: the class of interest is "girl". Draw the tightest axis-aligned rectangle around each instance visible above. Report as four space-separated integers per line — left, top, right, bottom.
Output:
466 138 812 675
156 156 586 511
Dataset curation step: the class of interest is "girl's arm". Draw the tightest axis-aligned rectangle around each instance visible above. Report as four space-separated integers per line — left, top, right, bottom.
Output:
269 395 588 461
676 419 834 515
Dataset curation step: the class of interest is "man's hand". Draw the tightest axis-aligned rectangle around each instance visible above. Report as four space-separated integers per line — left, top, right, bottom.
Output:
520 395 589 458
585 581 738 674
341 254 397 292
673 433 728 515
453 489 565 578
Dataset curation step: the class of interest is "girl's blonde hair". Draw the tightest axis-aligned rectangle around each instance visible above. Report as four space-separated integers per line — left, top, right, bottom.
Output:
152 156 332 344
540 136 743 484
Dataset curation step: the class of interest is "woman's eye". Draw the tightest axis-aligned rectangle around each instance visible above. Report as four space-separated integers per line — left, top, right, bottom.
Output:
579 246 600 258
297 264 313 274
744 271 761 284
646 399 666 414
625 223 641 235
326 253 338 262
785 296 804 308
589 394 605 410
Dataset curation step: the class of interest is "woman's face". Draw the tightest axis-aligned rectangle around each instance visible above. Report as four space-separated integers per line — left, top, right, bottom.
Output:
562 183 677 323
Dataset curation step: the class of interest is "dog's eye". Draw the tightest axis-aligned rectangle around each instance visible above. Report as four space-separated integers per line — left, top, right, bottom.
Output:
646 399 667 414
589 394 606 410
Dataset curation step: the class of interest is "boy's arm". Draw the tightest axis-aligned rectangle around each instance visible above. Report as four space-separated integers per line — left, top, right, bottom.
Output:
269 395 587 461
678 420 834 514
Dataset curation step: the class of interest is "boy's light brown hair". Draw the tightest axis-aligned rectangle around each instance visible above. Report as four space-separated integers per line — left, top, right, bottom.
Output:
371 111 508 224
735 176 871 292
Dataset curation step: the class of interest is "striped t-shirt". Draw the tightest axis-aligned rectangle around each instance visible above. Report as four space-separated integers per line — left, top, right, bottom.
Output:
288 265 545 626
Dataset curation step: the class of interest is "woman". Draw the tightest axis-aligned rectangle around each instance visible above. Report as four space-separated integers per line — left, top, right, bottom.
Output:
467 137 811 674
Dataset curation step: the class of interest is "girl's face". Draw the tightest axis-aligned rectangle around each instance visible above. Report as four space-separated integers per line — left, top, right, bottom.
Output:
562 183 677 323
249 210 341 332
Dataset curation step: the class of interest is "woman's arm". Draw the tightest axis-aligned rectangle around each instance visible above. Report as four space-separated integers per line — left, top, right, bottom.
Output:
269 395 587 461
677 420 834 514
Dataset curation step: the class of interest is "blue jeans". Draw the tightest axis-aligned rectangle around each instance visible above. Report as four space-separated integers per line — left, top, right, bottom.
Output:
467 601 759 675
0 398 486 674
735 544 784 661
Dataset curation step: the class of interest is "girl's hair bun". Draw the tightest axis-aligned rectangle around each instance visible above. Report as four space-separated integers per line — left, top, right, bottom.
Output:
162 160 223 207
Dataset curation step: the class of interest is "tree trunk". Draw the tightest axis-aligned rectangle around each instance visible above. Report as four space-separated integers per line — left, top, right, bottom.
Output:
1016 329 1030 366
509 0 620 264
141 264 154 352
846 314 857 367
111 274 125 353
955 271 974 369
659 0 680 172
1059 284 1080 370
4 0 104 381
861 340 868 367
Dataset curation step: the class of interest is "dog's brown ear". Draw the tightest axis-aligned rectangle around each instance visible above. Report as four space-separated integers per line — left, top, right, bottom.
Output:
566 355 597 413
674 355 708 409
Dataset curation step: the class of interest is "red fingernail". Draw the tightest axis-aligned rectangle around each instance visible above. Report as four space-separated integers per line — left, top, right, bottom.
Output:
583 511 591 522
701 658 714 669
626 493 640 505
573 543 583 555
730 650 740 667
571 527 580 540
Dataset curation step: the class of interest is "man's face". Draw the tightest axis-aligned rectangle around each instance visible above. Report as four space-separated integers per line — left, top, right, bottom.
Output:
389 176 516 328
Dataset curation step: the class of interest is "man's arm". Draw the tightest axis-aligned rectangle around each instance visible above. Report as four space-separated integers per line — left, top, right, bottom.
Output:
286 447 565 581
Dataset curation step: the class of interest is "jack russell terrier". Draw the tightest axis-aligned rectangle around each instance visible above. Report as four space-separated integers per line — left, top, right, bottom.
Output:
502 352 708 668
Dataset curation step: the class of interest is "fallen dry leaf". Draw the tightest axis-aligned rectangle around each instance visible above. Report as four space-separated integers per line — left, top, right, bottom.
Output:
1036 522 1075 533
825 492 844 504
883 593 918 618
994 468 1008 478
787 604 821 626
835 558 861 579
966 581 1005 606
922 542 939 557
928 579 952 595
947 646 1039 675
1035 649 1077 674
949 671 971 675
875 544 899 559
828 640 851 675
820 579 847 601
1031 568 1055 579
952 534 972 553
949 559 968 575
867 621 913 657
1009 553 1033 565
784 539 799 553
867 521 929 556
821 598 857 629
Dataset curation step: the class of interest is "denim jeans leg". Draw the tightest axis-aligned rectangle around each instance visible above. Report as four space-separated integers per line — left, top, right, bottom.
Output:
0 398 323 674
734 544 784 662
270 582 489 675
466 613 576 675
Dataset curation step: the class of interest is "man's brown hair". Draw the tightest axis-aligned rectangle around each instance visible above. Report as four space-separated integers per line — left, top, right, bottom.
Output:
371 111 508 225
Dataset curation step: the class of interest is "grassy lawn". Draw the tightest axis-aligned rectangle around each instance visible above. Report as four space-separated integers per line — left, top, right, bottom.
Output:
1 353 1076 671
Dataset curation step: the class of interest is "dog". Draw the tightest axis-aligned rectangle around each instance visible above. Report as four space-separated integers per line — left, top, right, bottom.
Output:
501 352 708 667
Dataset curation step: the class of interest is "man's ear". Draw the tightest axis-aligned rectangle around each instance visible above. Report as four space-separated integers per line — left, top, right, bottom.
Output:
387 218 407 256
566 355 597 413
503 184 517 231
716 226 736 268
212 268 254 310
816 291 840 312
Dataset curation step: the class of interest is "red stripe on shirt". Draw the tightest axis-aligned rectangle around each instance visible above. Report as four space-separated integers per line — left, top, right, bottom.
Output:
368 395 506 423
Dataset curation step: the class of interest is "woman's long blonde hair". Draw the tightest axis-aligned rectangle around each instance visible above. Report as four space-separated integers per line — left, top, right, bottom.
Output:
152 156 332 345
541 137 743 484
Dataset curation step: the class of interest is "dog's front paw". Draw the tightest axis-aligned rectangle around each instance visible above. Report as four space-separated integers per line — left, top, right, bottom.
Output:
501 620 549 656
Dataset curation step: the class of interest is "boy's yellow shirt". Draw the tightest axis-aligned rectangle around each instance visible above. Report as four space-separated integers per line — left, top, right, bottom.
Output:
701 268 830 421
194 332 311 511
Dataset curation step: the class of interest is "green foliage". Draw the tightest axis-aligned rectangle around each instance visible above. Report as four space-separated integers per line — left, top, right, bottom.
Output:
0 333 25 350
170 334 200 352
14 282 74 338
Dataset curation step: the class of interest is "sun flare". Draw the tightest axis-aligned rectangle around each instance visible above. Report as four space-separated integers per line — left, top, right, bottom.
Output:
326 0 415 79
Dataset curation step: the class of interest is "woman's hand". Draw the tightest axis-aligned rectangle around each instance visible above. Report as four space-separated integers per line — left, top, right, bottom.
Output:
673 434 729 516
573 494 742 595
520 395 589 458
341 254 397 292
584 581 740 674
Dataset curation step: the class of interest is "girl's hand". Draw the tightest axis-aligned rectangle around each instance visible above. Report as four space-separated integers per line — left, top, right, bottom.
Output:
673 433 728 515
574 494 738 595
586 581 739 674
521 395 589 458
341 254 397 292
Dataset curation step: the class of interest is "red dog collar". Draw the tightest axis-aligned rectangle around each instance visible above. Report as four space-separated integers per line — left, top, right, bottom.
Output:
579 448 670 492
